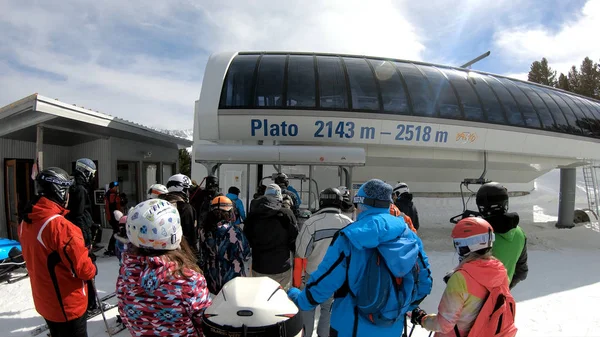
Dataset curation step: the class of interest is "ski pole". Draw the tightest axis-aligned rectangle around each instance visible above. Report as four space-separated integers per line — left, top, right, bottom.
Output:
408 323 416 337
91 279 114 337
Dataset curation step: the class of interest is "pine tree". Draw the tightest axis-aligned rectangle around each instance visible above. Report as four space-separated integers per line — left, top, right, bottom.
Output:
178 149 191 178
528 61 542 84
577 57 599 99
568 66 580 94
557 73 569 91
539 58 557 87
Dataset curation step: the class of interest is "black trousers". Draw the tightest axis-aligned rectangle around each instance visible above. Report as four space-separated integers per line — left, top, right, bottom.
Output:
106 220 119 254
87 279 97 310
45 314 88 337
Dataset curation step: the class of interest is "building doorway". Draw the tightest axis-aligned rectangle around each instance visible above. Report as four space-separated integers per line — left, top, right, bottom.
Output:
117 161 139 209
142 162 160 198
4 159 35 240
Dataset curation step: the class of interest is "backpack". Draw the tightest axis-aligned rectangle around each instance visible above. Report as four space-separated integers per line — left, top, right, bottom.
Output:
455 268 518 337
354 228 433 326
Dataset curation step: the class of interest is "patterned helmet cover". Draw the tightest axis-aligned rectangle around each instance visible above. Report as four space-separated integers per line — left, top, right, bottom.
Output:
126 199 182 250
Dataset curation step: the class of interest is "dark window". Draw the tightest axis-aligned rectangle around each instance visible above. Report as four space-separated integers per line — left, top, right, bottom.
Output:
543 90 582 134
417 65 461 119
574 97 600 137
344 58 380 111
469 74 507 124
317 56 348 109
561 94 594 136
484 76 524 126
370 60 409 114
220 55 259 108
255 55 286 107
394 62 435 117
441 69 484 121
287 55 316 108
532 88 568 131
496 78 541 128
517 84 556 130
578 97 600 121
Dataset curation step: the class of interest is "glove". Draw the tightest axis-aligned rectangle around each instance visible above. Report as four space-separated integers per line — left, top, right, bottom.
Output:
410 307 427 326
287 287 301 305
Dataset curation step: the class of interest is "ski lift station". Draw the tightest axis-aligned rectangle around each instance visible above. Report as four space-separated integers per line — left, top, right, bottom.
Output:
193 52 600 227
0 94 192 240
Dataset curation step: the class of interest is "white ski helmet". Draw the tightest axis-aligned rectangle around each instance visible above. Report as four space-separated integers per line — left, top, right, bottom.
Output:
147 183 168 199
126 199 182 251
393 182 409 197
202 277 303 337
166 174 191 193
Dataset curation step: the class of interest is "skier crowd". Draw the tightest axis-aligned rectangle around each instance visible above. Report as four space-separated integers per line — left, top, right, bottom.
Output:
16 160 528 337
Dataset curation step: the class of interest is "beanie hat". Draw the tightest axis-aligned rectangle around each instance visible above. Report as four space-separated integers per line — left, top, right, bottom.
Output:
264 183 283 201
354 179 393 208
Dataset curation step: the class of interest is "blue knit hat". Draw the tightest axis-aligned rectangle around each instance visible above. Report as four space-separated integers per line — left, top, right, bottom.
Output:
354 179 393 208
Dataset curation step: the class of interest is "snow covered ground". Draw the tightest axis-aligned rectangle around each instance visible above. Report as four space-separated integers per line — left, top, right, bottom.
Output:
2 169 600 336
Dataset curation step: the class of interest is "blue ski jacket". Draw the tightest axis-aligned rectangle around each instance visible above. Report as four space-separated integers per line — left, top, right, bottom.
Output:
226 193 246 225
295 206 413 337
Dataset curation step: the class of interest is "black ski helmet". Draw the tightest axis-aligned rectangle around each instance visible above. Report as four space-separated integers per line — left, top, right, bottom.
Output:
319 187 344 209
206 175 219 189
274 173 289 187
36 167 74 206
476 182 509 216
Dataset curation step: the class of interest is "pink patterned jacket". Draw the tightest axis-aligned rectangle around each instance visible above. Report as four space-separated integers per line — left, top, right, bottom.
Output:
117 253 212 336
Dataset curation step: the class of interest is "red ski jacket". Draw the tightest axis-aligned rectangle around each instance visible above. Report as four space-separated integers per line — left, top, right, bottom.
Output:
19 197 96 322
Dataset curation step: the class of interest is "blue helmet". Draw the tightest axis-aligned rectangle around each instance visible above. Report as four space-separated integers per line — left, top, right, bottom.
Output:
75 158 96 181
353 179 393 208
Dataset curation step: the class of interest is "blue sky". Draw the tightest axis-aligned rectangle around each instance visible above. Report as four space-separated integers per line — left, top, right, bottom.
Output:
0 0 598 129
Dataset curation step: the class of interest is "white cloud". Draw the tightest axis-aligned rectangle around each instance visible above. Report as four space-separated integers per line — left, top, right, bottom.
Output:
0 0 427 129
493 0 600 75
195 0 425 61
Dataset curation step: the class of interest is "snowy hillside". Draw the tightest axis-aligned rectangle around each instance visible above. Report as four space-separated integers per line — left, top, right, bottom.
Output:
154 128 193 141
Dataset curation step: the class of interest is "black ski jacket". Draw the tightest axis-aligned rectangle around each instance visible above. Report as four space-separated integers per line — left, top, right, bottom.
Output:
243 196 298 274
160 192 197 251
395 193 420 230
65 174 94 246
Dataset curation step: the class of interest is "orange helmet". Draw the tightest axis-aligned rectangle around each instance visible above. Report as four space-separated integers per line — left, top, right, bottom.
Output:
452 217 494 258
211 196 233 211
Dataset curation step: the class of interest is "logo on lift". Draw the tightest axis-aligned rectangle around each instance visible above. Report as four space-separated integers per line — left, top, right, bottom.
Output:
456 132 477 144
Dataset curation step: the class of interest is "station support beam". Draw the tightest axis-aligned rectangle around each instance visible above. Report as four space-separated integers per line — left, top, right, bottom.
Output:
556 167 576 228
36 125 44 171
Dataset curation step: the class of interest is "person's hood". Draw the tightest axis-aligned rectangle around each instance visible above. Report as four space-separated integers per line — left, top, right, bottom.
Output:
484 212 519 236
459 258 509 289
25 197 69 223
252 195 282 216
226 193 239 201
343 206 407 249
121 254 178 294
